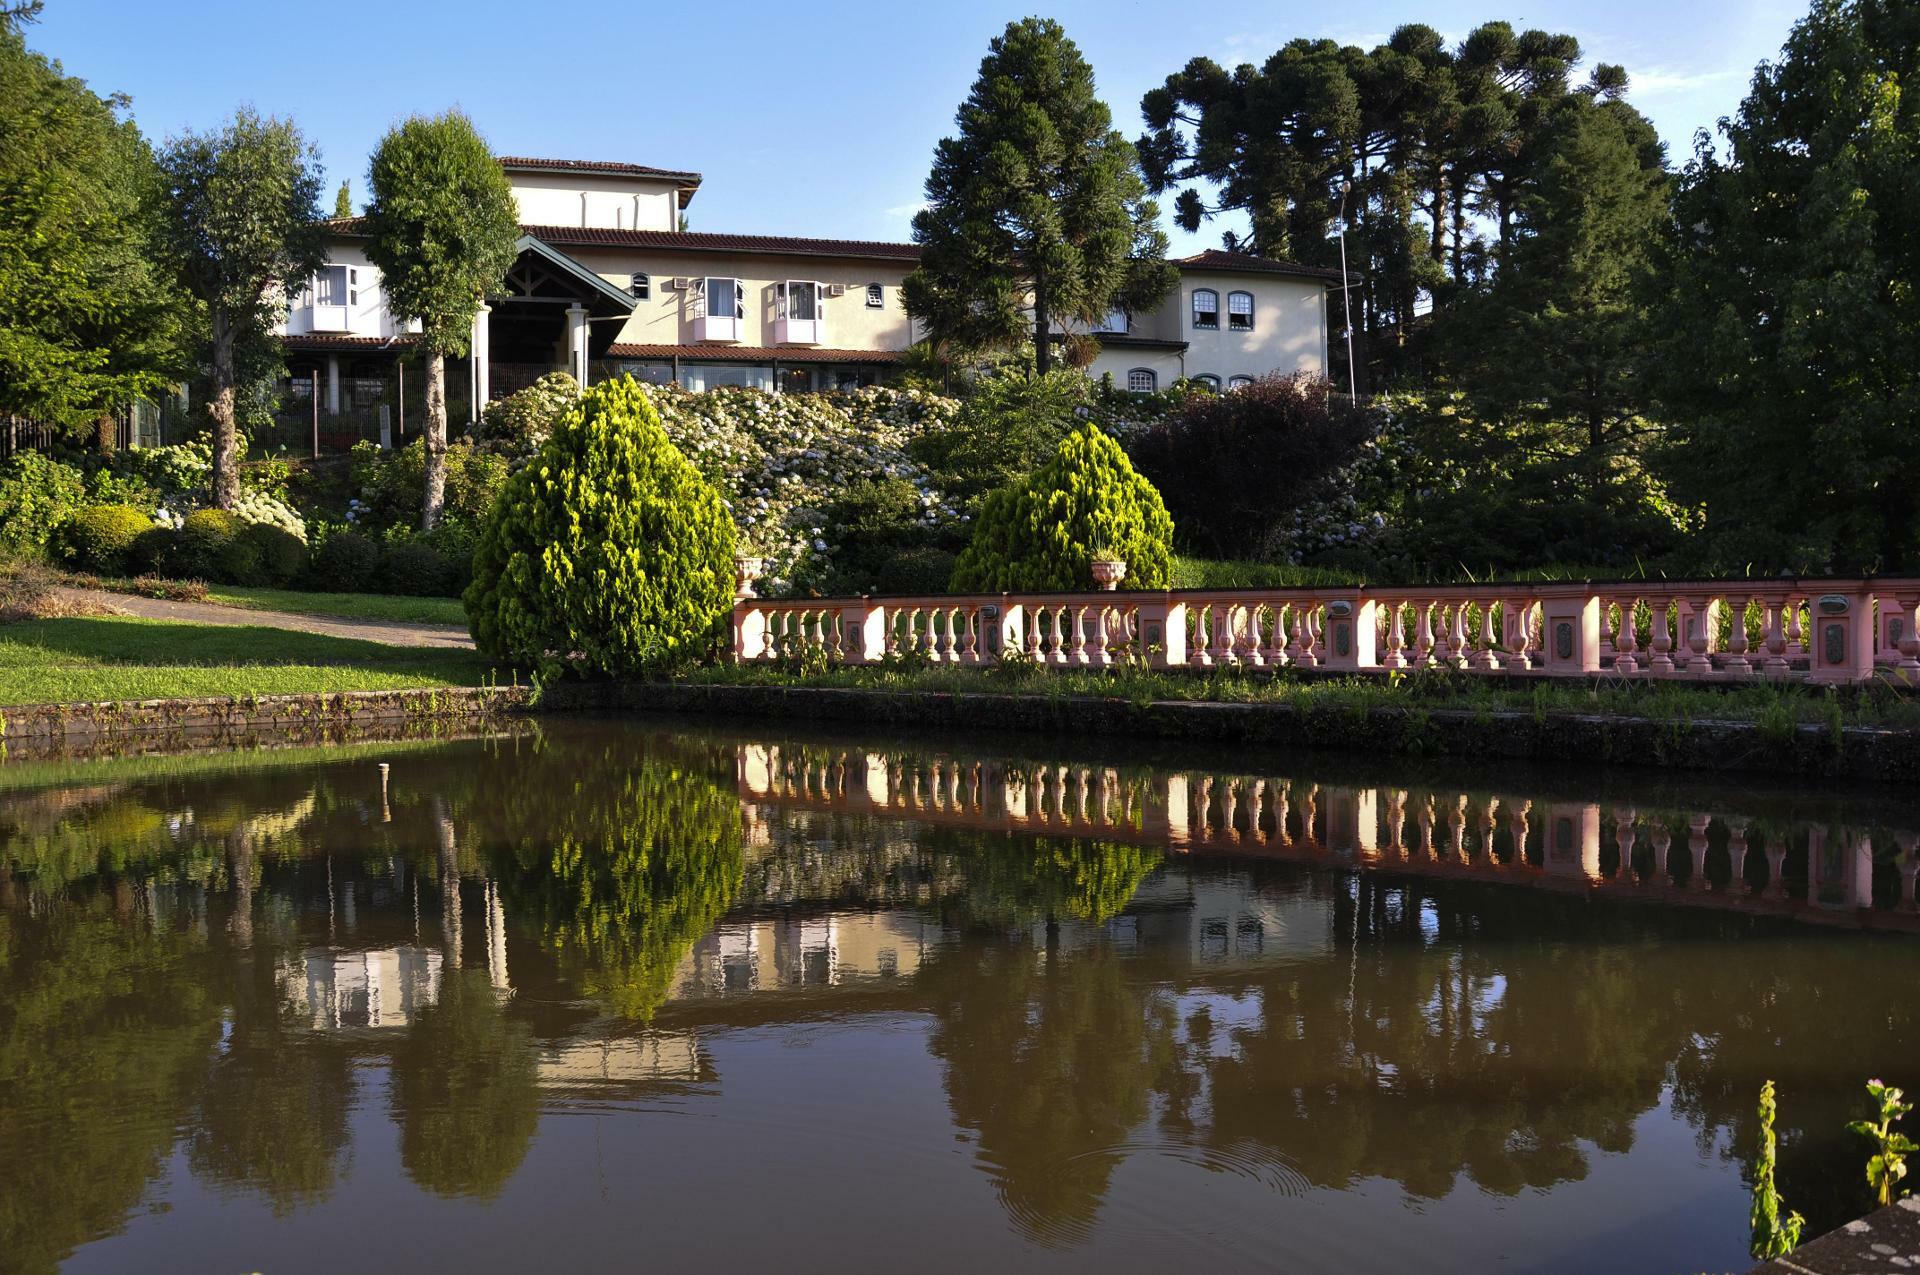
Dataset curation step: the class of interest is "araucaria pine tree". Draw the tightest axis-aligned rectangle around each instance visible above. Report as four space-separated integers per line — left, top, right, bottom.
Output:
904 18 1175 374
363 111 519 529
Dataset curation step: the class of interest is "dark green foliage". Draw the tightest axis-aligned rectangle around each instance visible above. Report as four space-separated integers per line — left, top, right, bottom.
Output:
1657 0 1920 572
1127 374 1375 557
59 504 153 575
348 440 508 537
238 521 307 587
170 509 257 583
379 540 460 598
908 370 1088 507
0 452 86 558
465 377 737 676
795 476 965 596
0 26 186 430
951 423 1174 592
904 18 1175 373
303 529 381 592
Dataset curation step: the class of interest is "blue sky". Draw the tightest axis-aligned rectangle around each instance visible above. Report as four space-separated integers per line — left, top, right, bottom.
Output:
34 0 1807 255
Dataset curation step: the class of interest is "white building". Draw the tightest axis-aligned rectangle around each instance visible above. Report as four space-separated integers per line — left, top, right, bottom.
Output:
278 155 1338 418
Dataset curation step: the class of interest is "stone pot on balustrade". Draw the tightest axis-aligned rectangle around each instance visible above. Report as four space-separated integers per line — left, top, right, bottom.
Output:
733 554 765 601
1090 557 1127 592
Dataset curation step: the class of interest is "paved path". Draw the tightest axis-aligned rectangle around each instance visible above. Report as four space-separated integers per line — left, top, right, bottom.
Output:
53 587 475 650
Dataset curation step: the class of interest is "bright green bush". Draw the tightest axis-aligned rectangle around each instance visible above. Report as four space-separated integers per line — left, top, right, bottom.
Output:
465 376 737 676
60 504 154 575
0 453 86 558
950 424 1174 592
349 438 510 535
304 529 383 592
239 521 309 587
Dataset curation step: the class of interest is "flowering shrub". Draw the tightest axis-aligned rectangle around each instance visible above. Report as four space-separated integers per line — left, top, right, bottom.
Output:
647 384 963 595
475 371 580 454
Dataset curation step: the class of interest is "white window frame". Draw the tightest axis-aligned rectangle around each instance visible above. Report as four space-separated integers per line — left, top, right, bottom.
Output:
703 276 745 320
315 264 358 307
865 282 884 308
1228 290 1254 331
1228 374 1255 389
1192 288 1219 330
777 280 822 322
630 272 650 300
1126 368 1157 393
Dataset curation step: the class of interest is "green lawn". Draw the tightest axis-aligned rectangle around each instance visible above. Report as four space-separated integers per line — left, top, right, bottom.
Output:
0 616 496 706
198 586 470 626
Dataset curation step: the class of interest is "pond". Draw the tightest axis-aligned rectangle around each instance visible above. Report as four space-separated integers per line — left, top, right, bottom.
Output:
3 716 1918 1274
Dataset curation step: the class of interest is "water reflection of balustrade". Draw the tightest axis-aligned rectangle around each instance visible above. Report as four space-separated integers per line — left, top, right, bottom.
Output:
735 745 1918 922
733 579 1920 684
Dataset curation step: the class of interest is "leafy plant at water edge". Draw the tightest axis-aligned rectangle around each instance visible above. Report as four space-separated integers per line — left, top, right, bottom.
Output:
1750 1079 1804 1259
1848 1079 1916 1207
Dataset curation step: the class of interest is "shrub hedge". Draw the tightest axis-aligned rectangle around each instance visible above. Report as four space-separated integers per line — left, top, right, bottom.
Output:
59 504 153 575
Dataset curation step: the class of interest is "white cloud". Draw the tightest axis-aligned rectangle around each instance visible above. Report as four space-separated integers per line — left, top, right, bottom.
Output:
1628 66 1746 96
884 200 931 221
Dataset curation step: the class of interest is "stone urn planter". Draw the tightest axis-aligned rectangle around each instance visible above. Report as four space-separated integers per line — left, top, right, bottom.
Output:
1090 557 1127 592
733 554 765 600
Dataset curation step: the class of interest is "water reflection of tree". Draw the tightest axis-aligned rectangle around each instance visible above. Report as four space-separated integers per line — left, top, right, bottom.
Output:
389 967 539 1198
0 895 220 1275
917 829 1164 929
919 937 1181 1247
481 739 745 1021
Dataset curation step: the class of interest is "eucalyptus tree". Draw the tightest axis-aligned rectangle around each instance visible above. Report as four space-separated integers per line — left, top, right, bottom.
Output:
157 109 326 507
363 111 518 528
904 18 1175 375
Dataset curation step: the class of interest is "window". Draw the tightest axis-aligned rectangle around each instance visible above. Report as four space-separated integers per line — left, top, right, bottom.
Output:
629 272 650 300
778 280 820 321
1228 374 1255 390
1126 368 1157 393
315 264 358 306
1228 291 1254 330
1195 374 1222 391
704 276 745 319
1192 288 1219 330
1098 309 1130 334
865 282 884 308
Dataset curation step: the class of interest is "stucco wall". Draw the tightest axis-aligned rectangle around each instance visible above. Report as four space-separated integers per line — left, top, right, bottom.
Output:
1087 347 1186 392
561 246 920 352
509 173 683 231
280 242 407 339
1113 271 1329 385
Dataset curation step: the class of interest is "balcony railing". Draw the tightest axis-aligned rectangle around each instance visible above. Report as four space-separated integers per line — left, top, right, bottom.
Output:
306 302 352 333
730 576 1920 685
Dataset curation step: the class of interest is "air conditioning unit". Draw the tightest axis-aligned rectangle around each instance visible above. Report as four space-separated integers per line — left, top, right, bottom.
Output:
825 283 846 297
669 277 691 291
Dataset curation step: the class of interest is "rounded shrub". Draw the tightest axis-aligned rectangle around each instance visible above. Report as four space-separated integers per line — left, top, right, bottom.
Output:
240 521 309 587
950 423 1175 592
60 504 155 575
164 509 253 582
305 530 382 592
465 375 737 676
380 540 460 597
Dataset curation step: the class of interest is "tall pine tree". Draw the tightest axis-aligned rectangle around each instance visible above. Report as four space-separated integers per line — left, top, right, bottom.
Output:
904 19 1174 375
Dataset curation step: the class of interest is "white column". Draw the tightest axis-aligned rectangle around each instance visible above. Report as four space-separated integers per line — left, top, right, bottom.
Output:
325 354 341 414
566 304 589 384
470 303 491 424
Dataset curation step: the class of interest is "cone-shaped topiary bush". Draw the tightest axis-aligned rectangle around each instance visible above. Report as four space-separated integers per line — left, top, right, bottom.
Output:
950 423 1174 592
465 376 737 676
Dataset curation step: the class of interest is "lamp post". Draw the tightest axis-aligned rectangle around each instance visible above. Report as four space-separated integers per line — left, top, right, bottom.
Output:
1336 178 1357 400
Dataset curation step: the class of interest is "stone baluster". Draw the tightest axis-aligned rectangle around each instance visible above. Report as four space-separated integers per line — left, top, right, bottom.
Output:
1613 598 1641 675
1049 606 1070 665
1894 593 1920 681
1722 594 1754 676
1507 798 1532 869
1432 603 1455 666
1786 595 1806 657
1505 599 1532 671
1598 598 1616 662
1687 814 1712 890
1614 809 1637 884
1471 603 1499 670
957 607 978 663
1267 605 1291 667
1648 596 1675 675
1727 817 1752 893
1650 820 1673 885
1383 602 1409 670
1761 593 1790 678
1677 594 1710 675
1414 603 1437 668
1765 834 1790 900
1213 603 1238 666
1070 604 1090 665
1299 605 1323 668
1449 603 1471 669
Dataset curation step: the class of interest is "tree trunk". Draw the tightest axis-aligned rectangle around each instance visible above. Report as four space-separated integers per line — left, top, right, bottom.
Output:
209 312 240 509
423 351 447 531
1032 270 1051 376
93 412 115 455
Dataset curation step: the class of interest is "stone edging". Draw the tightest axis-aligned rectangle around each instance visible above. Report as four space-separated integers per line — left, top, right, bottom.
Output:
0 685 537 746
608 683 1920 785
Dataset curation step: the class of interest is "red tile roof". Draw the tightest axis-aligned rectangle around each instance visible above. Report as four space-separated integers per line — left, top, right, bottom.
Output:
529 225 922 262
499 156 701 204
281 333 416 350
607 343 904 365
1176 249 1344 281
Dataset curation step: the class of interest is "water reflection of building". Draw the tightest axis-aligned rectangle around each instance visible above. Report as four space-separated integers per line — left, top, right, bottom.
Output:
536 1031 709 1087
674 910 942 998
282 946 444 1030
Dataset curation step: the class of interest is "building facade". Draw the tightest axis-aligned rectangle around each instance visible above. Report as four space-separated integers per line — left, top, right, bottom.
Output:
278 156 1337 423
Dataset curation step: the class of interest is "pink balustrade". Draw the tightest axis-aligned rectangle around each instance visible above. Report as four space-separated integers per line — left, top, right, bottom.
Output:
730 574 1920 685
